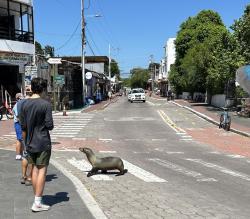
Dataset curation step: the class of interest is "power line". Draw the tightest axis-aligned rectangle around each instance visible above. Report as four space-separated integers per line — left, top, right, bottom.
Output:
55 19 81 52
86 26 101 55
86 39 96 56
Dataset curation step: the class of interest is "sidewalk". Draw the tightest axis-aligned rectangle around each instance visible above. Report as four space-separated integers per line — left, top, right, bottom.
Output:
0 96 120 219
0 149 94 219
172 99 250 137
52 96 120 115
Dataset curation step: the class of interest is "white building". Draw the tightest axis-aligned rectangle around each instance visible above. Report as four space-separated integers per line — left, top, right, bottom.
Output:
0 0 35 99
158 38 176 96
165 38 176 79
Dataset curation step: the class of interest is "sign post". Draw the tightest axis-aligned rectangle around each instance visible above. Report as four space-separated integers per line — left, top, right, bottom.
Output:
47 58 62 111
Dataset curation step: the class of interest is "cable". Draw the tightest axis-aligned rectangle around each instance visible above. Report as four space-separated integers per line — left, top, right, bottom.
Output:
86 39 95 56
55 19 81 52
84 0 91 9
86 26 101 55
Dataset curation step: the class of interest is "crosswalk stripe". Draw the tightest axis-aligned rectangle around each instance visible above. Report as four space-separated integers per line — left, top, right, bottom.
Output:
122 160 166 182
67 157 113 181
149 158 217 182
186 158 250 181
226 155 245 159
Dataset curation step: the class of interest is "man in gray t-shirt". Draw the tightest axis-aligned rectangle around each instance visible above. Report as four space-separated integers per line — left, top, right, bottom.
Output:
20 78 54 212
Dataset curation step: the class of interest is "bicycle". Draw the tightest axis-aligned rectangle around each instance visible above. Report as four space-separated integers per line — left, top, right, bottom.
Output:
0 101 14 121
219 107 231 131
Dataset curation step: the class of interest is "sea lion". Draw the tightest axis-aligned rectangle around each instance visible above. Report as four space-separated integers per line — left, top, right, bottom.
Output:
79 147 128 177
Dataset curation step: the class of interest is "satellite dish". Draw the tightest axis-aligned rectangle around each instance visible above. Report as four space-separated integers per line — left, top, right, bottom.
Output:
236 65 250 94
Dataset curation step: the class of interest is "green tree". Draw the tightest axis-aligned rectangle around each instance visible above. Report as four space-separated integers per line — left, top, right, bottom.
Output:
169 10 237 97
35 41 44 55
130 68 150 89
111 59 120 78
44 45 55 57
231 4 250 63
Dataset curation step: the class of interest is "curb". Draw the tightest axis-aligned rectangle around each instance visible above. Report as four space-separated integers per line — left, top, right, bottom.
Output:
170 101 250 138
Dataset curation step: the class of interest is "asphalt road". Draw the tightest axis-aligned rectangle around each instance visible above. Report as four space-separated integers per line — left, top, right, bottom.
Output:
52 96 250 218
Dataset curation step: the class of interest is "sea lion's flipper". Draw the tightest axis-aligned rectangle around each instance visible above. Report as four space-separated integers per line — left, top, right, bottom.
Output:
116 169 128 176
87 167 98 177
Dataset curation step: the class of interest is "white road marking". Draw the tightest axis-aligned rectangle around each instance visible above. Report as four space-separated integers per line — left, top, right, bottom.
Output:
99 151 117 153
124 139 141 141
50 159 108 219
146 101 155 106
122 160 166 182
51 135 75 137
154 148 164 152
180 138 193 141
72 137 86 141
181 135 192 138
226 154 245 159
166 152 184 154
149 158 217 182
133 151 150 154
209 151 221 154
2 134 16 137
152 139 167 141
67 157 113 181
176 132 187 135
99 138 112 141
186 158 250 181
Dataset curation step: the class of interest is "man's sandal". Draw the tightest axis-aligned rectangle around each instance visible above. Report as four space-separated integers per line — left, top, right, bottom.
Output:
20 177 26 184
25 179 32 186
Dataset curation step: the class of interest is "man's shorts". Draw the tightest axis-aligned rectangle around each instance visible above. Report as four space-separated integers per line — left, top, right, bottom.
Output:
27 149 51 166
14 122 22 141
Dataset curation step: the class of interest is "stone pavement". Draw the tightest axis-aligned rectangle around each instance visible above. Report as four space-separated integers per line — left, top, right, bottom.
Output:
172 99 250 137
0 149 94 219
0 96 121 219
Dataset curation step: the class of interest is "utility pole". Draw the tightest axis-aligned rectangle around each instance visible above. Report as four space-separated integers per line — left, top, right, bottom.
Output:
81 0 86 105
150 55 154 92
108 44 111 80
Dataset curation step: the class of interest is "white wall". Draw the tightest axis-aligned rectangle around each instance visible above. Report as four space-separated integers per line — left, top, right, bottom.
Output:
16 0 33 6
0 40 35 55
166 38 176 75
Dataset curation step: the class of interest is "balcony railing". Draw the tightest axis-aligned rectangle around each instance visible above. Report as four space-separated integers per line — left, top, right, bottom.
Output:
0 26 34 44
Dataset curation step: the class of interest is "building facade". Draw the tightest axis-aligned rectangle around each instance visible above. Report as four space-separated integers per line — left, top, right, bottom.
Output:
0 0 35 101
158 38 176 96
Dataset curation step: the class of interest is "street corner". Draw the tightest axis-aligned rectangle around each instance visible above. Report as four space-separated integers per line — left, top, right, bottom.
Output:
185 126 250 158
52 138 115 152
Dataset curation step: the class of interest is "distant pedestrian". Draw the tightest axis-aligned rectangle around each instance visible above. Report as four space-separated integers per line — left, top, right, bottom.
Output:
13 93 23 160
108 90 112 101
20 78 54 212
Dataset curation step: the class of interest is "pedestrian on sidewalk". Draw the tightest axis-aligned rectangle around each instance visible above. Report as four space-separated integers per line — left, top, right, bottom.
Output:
17 92 33 186
108 90 112 102
20 78 54 212
13 93 23 160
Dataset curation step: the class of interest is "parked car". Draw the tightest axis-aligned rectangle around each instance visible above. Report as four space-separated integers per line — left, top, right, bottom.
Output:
129 88 146 103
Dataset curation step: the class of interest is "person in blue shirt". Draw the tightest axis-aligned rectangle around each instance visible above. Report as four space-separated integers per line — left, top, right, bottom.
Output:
13 93 23 160
13 92 33 186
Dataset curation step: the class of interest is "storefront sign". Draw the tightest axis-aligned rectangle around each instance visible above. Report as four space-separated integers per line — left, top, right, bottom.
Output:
0 53 31 73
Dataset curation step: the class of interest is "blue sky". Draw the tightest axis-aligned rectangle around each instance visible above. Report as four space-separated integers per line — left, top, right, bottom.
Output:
34 0 250 77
